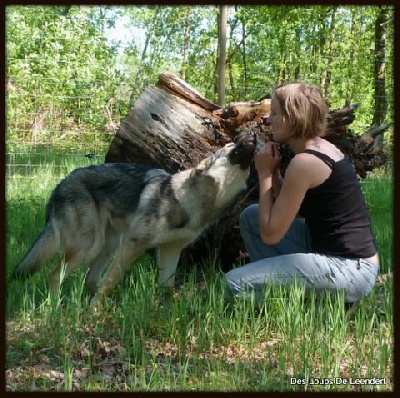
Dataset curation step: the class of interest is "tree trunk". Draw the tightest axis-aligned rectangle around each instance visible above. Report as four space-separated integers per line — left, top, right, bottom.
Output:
105 72 227 172
218 5 228 107
179 8 191 82
105 72 389 273
322 6 337 99
371 6 389 148
129 7 161 107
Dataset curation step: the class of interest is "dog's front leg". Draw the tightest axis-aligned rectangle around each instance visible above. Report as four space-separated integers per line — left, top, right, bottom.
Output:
157 244 184 301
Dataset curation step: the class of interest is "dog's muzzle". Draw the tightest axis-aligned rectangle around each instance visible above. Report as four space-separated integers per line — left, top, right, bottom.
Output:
229 132 257 169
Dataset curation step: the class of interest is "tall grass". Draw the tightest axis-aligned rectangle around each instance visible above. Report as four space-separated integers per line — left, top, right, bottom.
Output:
360 177 393 274
5 150 393 392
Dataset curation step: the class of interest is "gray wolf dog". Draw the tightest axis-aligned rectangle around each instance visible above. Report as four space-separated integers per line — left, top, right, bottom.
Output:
12 132 257 301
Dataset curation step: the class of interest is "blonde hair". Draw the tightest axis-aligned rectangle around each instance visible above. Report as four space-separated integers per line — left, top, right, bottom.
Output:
272 82 328 138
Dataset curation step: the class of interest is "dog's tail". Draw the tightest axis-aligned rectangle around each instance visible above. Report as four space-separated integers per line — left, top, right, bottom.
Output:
11 222 60 280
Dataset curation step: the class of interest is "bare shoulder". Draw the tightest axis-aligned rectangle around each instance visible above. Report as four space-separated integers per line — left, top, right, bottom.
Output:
289 152 321 170
284 154 317 185
287 152 332 188
311 138 344 161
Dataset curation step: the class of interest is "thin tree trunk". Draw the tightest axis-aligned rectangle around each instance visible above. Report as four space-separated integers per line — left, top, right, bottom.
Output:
129 7 161 107
227 10 240 101
322 7 337 99
371 5 388 149
293 24 301 80
318 8 328 87
241 15 248 97
344 11 356 106
180 8 191 81
218 5 228 107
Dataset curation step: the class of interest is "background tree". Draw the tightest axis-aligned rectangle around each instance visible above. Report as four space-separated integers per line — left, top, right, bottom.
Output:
217 5 227 107
371 6 390 149
6 5 393 153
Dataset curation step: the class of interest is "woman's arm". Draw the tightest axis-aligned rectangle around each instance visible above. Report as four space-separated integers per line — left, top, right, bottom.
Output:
272 168 283 199
257 154 317 245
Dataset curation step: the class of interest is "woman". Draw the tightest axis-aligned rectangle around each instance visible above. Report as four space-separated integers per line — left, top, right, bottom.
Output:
224 82 379 305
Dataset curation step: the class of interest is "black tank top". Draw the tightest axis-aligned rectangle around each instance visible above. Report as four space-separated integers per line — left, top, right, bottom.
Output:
298 149 377 258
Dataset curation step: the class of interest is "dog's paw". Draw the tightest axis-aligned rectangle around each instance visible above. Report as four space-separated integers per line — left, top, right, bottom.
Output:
158 287 177 307
90 292 108 312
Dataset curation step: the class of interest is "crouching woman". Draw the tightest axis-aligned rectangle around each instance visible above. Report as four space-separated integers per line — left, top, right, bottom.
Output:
224 82 379 305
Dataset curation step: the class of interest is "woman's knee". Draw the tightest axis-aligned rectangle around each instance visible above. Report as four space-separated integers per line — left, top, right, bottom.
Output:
345 261 379 303
239 204 259 233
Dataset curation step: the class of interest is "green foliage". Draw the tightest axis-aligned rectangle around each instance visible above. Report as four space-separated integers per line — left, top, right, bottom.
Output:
6 5 394 147
6 6 124 142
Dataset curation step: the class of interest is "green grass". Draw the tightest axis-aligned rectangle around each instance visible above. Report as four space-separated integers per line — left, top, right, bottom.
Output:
360 177 393 274
5 150 393 392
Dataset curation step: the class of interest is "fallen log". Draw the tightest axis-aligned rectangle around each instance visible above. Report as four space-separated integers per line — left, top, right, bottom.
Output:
105 72 229 171
105 73 389 273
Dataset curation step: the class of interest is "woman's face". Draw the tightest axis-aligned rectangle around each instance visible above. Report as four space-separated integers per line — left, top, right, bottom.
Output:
270 96 292 143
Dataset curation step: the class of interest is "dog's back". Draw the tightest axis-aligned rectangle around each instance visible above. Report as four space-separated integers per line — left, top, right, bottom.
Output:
46 163 168 221
12 163 170 282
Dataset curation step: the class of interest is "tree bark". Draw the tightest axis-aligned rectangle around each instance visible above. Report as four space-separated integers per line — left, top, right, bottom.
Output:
179 8 191 81
322 6 337 99
218 5 228 107
105 73 227 171
371 6 389 148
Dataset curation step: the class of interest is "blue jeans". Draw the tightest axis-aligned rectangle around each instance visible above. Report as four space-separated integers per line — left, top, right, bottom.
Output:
224 204 379 304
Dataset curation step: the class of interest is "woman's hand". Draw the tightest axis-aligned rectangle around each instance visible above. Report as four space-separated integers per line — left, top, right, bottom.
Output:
255 142 281 177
